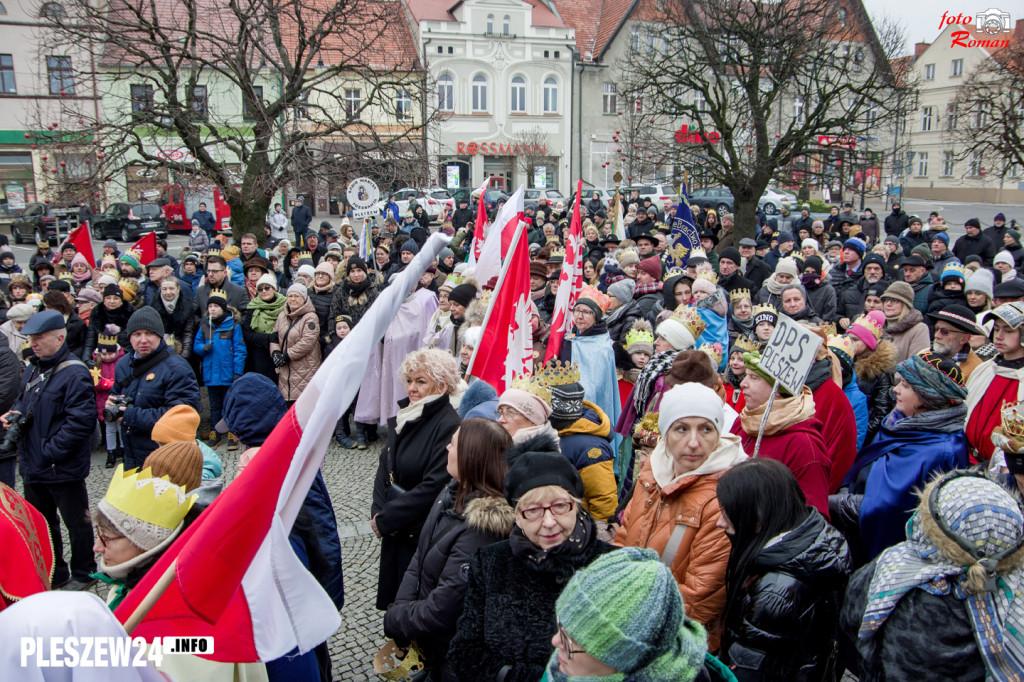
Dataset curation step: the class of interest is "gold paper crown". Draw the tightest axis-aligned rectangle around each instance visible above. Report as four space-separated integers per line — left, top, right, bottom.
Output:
97 332 118 347
20 339 30 351
668 305 708 339
119 279 139 293
206 248 221 258
689 247 708 260
101 254 117 264
752 303 777 319
665 267 685 278
549 246 566 259
695 270 719 285
733 336 761 354
624 321 655 349
699 342 724 369
443 273 464 288
507 372 553 404
1002 401 1024 440
850 314 883 341
818 321 838 338
826 334 855 360
637 411 661 436
207 288 228 303
26 292 43 301
578 286 612 313
298 250 313 261
730 288 751 302
125 248 143 261
535 359 582 386
59 272 75 281
941 261 967 280
102 465 196 530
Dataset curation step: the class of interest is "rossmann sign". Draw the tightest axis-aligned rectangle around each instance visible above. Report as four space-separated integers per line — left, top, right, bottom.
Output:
455 141 547 156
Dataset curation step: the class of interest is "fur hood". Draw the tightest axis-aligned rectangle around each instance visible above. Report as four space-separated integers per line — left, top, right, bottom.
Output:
885 307 925 335
505 430 560 468
464 495 515 537
464 297 488 328
854 339 899 383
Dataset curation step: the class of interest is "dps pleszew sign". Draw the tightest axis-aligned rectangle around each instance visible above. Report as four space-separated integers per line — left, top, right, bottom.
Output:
758 315 823 396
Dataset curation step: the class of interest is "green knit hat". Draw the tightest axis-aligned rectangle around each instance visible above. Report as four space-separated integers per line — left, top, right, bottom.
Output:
741 351 792 397
552 547 707 677
119 250 141 271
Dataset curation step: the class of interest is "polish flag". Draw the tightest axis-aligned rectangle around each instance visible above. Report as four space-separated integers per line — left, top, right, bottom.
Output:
473 185 524 286
51 224 95 267
127 232 158 266
466 177 491 267
545 179 585 363
466 219 532 392
114 234 453 662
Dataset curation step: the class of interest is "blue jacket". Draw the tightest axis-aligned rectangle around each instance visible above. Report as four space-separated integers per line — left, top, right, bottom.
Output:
181 270 203 295
112 340 202 467
843 374 869 451
696 308 729 371
382 200 399 223
193 313 246 386
226 258 245 286
190 209 216 235
13 344 96 484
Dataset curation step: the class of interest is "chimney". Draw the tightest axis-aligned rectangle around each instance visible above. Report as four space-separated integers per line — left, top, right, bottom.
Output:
914 41 930 58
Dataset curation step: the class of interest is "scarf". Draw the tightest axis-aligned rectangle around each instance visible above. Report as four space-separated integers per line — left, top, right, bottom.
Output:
247 292 286 333
765 273 788 295
161 293 179 314
72 268 92 284
395 393 444 434
882 404 967 434
511 421 560 446
508 512 594 574
245 279 258 300
634 282 663 297
738 386 816 436
649 433 747 488
633 349 678 415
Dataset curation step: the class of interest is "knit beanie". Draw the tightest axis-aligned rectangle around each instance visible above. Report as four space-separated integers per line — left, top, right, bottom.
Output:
607 279 636 306
965 217 981 229
774 257 798 279
803 255 824 276
207 289 228 310
256 273 278 290
624 320 655 357
1007 230 1021 246
347 256 368 274
297 264 316 280
741 351 792 396
666 350 718 388
658 382 724 434
97 465 195 553
449 283 478 308
995 251 1015 268
497 388 552 426
656 318 696 351
151 405 201 444
616 249 640 269
549 382 585 428
118 251 141 271
504 451 584 507
862 253 887 272
843 238 865 258
554 547 707 677
965 269 994 299
718 246 741 265
881 281 915 310
691 277 716 296
911 244 933 265
400 239 419 255
638 256 662 281
932 232 949 246
143 441 203 494
125 306 165 337
287 283 309 299
314 261 336 279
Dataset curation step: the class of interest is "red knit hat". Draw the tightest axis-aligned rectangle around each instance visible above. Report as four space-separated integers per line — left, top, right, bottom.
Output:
638 256 662 281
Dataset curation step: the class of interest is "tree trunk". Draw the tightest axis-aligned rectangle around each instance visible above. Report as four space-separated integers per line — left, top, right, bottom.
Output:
226 194 273 243
732 198 760 241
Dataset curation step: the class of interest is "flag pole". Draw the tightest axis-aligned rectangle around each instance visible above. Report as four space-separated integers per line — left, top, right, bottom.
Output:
123 559 177 634
752 380 779 459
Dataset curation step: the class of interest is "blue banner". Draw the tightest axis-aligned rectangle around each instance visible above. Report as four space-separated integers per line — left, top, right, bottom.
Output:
666 183 701 269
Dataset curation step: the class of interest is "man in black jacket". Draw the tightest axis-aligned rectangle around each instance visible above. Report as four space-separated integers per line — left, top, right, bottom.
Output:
3 310 96 589
884 202 908 237
290 196 312 247
953 218 996 267
838 253 891 328
738 238 771 291
196 255 248 312
0 344 22 486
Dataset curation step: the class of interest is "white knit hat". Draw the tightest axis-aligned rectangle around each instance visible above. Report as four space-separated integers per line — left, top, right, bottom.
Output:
287 283 309 299
965 268 994 299
658 382 724 435
801 238 819 251
995 251 1015 268
774 258 799 278
297 264 316 280
655 318 696 351
256 273 278 290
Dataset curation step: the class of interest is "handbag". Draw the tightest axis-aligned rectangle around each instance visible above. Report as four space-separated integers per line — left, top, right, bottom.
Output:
385 445 406 503
373 638 424 681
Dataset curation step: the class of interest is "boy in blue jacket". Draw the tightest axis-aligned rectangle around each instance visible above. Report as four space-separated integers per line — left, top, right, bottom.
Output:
193 289 246 450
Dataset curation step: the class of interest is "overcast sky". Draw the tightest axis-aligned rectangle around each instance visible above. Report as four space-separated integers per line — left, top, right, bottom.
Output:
861 1 1021 55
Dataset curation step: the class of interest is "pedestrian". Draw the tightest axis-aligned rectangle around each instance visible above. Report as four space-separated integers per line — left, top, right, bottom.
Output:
270 283 321 404
558 287 621 437
3 310 96 590
149 276 196 359
190 201 216 242
193 289 245 450
1 302 32 356
240 273 285 382
290 197 312 247
718 458 851 678
267 203 289 246
188 219 210 254
91 326 125 469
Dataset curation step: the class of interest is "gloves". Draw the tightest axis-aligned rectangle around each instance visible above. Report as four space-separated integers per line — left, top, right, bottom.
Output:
272 350 287 368
203 342 213 353
85 358 96 369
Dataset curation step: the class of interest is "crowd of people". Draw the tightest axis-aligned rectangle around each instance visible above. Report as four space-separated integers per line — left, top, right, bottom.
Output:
2 195 1024 682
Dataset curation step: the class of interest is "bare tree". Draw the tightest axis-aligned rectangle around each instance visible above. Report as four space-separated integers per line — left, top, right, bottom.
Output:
604 103 677 185
618 0 910 238
950 41 1024 178
41 0 434 240
509 126 558 189
24 111 112 211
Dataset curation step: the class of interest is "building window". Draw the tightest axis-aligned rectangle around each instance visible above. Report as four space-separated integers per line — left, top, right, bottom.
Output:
486 14 494 36
130 84 153 122
969 151 982 176
190 85 208 120
437 73 453 111
503 15 510 36
243 85 262 121
941 151 955 177
0 54 15 94
344 88 361 119
396 89 412 120
543 77 557 113
437 46 443 54
945 103 958 130
921 106 933 131
630 26 641 52
864 105 877 126
47 56 73 95
917 151 929 177
472 74 487 112
924 63 935 80
602 82 617 114
793 97 805 124
951 58 963 77
40 2 66 19
510 76 526 113
837 8 847 26
975 101 990 128
694 91 708 112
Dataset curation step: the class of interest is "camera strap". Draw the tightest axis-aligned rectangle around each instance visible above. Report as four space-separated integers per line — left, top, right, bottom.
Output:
21 358 87 409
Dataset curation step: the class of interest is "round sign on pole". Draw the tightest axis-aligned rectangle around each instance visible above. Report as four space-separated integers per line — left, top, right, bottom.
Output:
346 177 380 213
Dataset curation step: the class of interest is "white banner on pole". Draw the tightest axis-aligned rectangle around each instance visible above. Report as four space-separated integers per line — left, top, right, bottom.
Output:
758 315 823 397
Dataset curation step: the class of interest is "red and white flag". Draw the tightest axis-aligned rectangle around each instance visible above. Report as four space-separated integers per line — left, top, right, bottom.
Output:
545 179 585 363
466 177 491 266
127 232 158 266
466 219 532 392
115 234 452 662
473 185 524 286
52 224 95 267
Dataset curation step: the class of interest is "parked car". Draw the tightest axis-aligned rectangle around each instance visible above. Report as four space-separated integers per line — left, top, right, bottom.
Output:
618 184 681 206
759 188 798 215
687 186 800 216
374 187 448 221
91 203 168 242
524 188 565 204
11 204 80 244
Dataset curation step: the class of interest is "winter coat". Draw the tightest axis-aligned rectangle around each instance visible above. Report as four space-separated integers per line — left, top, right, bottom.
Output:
372 394 461 611
195 280 248 314
884 308 930 363
188 228 209 253
925 287 967 329
723 510 851 682
899 230 927 256
953 232 996 267
112 340 202 468
447 520 615 682
854 340 898 444
0 344 21 416
805 360 859 493
307 285 334 346
743 257 772 292
180 270 203 295
838 275 892 322
270 297 321 401
83 302 134 361
844 374 869 451
240 306 278 381
192 311 246 386
328 279 379 327
803 281 836 323
860 214 880 244
841 557 985 682
150 294 197 360
93 353 121 421
383 482 514 678
12 344 96 484
64 312 87 359
883 210 908 236
556 402 618 522
908 272 933 313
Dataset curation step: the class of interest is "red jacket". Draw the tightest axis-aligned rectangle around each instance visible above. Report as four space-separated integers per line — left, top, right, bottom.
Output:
812 379 858 493
731 418 831 519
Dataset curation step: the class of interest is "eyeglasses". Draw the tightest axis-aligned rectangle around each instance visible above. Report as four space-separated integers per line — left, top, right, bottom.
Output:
934 327 966 337
558 622 587 660
495 407 524 420
519 500 574 521
572 308 595 318
207 268 225 274
94 525 125 548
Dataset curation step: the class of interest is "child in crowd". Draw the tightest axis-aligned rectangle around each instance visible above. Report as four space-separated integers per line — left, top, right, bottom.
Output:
193 289 246 451
93 325 125 469
327 315 358 448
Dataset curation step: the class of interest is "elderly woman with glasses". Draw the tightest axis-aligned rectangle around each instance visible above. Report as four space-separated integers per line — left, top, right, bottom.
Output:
240 273 286 381
448 451 615 682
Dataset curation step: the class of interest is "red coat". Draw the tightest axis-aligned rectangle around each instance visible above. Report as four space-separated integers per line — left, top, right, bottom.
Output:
812 379 858 493
731 417 831 519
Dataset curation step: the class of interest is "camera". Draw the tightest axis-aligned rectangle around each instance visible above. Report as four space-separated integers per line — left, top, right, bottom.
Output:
104 395 133 423
0 413 28 461
976 8 1011 35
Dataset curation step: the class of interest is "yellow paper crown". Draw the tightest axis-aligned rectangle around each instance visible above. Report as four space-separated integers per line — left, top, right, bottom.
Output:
624 320 655 349
549 246 566 259
207 288 228 304
665 267 685 278
298 250 313 261
699 342 724 369
695 270 719 285
637 411 661 435
102 465 196 530
729 288 751 302
508 373 552 403
101 254 117 264
752 303 777 319
1001 401 1024 440
206 248 222 258
59 272 75 282
97 332 118 347
732 335 761 354
689 247 708 261
668 305 708 339
443 273 464 288
850 314 883 341
826 334 856 360
535 359 582 386
818 321 838 338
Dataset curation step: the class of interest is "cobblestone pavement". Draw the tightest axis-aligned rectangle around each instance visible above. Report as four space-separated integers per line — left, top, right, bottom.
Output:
20 427 387 681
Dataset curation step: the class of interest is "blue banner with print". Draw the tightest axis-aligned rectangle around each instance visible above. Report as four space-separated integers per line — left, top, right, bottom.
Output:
665 183 700 268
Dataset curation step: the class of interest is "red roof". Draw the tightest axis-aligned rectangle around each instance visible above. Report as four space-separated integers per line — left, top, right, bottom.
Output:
407 0 565 28
554 0 634 58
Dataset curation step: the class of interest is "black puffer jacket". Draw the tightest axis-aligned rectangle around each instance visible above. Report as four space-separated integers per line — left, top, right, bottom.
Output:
723 510 851 682
149 294 197 360
83 301 134 359
383 482 514 680
447 518 615 682
853 339 898 445
328 279 379 327
240 306 278 382
307 285 334 347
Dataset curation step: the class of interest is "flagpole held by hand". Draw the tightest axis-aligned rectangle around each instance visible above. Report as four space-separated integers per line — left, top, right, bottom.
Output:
124 559 177 635
752 380 779 458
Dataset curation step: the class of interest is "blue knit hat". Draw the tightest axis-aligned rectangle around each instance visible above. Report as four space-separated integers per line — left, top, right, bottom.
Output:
552 547 707 677
843 238 865 257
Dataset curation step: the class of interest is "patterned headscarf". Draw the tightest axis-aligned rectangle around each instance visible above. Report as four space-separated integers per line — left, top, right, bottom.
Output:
896 351 967 405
